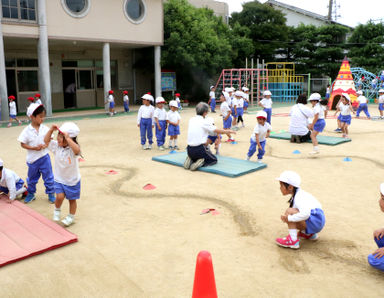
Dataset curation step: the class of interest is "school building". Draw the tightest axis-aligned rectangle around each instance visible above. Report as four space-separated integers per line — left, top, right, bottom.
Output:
0 0 163 120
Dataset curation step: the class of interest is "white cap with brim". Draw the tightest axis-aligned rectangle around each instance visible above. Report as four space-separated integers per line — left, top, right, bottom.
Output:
224 87 231 93
169 100 178 108
380 183 384 196
142 94 154 101
242 87 249 92
309 93 322 101
210 85 215 90
58 122 80 138
356 90 363 95
341 93 351 101
234 91 243 97
0 158 3 167
27 103 43 118
276 171 301 188
155 97 165 104
379 89 384 93
256 111 267 119
263 90 272 96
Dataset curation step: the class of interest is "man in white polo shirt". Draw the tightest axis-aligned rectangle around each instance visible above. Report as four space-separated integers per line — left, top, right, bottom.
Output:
184 102 235 171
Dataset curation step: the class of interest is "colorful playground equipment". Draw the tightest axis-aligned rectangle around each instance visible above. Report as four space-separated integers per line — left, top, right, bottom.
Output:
350 67 384 101
214 62 305 104
329 57 358 110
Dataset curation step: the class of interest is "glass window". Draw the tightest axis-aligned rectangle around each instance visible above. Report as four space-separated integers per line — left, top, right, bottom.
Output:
124 0 146 24
62 60 78 67
17 70 38 91
2 0 36 21
78 60 94 67
17 58 38 67
5 58 16 67
62 0 90 18
78 70 93 90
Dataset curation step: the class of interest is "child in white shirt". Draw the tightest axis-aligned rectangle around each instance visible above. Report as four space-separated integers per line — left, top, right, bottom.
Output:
137 94 155 150
0 158 27 203
123 90 129 113
308 93 327 154
34 93 42 105
154 97 167 150
7 95 21 127
208 86 216 113
105 90 115 116
220 91 234 142
378 89 384 119
356 90 371 119
336 93 355 138
259 90 273 124
167 100 181 150
246 111 271 163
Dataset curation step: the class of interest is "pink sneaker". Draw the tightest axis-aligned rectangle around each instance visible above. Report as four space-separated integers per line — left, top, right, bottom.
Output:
276 235 300 249
298 231 318 240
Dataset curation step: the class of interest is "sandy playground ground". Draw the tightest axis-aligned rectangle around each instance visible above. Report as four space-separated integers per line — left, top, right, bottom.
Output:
0 103 384 298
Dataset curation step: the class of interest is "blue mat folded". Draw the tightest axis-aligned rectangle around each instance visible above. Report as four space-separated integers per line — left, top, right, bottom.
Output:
152 152 267 178
269 132 351 145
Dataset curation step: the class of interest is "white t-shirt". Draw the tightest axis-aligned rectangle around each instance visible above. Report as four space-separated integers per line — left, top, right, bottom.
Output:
238 98 244 108
231 98 238 107
260 98 272 109
358 95 368 104
175 97 181 104
244 93 249 102
9 101 16 115
209 91 215 99
287 188 323 222
313 103 325 120
35 99 42 105
48 140 81 186
0 168 21 200
123 95 129 102
326 87 330 94
154 108 167 121
108 95 114 103
251 122 272 142
220 102 231 118
379 95 384 104
187 115 216 146
226 94 232 106
18 124 50 164
340 104 351 116
166 110 181 124
289 104 313 136
137 105 155 124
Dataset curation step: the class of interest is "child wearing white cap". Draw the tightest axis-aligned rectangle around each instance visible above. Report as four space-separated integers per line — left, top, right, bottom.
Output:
308 93 327 154
378 89 384 119
367 183 384 271
167 100 181 150
44 122 81 227
231 91 242 130
242 87 250 114
276 171 326 249
237 91 245 128
259 90 273 124
219 91 234 142
356 90 371 119
0 158 27 203
208 86 216 113
137 94 155 150
154 97 167 150
246 111 271 162
18 103 55 204
336 93 355 138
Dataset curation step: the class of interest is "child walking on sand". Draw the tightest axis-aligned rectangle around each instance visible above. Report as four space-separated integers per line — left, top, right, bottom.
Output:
167 100 181 150
123 90 129 113
8 95 21 127
44 122 81 227
246 111 271 163
275 171 326 249
105 90 115 116
336 93 355 138
259 90 273 124
356 90 371 119
308 93 327 155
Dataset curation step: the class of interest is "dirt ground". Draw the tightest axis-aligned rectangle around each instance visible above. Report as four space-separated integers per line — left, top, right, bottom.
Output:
0 103 384 298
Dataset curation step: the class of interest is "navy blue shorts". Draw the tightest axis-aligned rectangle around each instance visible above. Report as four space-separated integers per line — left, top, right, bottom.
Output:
54 180 81 200
168 124 180 136
208 135 221 143
340 115 351 125
10 114 16 119
313 119 326 132
305 208 325 234
223 116 232 129
379 103 384 111
109 102 115 109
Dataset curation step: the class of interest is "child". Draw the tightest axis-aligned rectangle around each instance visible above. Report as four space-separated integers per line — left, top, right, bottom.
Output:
34 93 42 105
0 158 27 203
137 94 155 150
167 100 181 150
208 86 216 113
123 90 129 113
18 103 55 204
154 97 167 150
237 92 245 127
379 89 384 119
334 98 344 133
220 91 234 142
259 90 273 124
175 93 182 111
206 117 221 155
367 183 384 272
308 93 327 155
246 111 271 163
356 90 371 119
105 90 115 116
44 122 81 227
231 91 242 130
276 171 326 249
325 84 331 100
8 95 21 127
337 93 355 138
242 87 250 113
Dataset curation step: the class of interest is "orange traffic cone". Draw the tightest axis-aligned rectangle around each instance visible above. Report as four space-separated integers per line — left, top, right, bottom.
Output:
192 251 218 298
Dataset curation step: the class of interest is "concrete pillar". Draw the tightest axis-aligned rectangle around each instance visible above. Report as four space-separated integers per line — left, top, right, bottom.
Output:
154 46 161 98
37 0 52 116
0 14 8 121
103 43 111 111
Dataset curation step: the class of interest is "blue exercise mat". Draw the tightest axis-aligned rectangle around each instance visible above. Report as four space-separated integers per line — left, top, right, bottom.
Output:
152 152 267 178
269 132 351 145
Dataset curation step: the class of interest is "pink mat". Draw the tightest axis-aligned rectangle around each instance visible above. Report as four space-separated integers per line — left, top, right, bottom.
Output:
0 195 77 267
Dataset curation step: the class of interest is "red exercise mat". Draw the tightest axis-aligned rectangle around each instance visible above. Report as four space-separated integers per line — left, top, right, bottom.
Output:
0 195 77 268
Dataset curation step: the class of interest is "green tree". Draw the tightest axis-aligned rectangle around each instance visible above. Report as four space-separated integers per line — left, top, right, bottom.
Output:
348 21 384 74
230 1 288 61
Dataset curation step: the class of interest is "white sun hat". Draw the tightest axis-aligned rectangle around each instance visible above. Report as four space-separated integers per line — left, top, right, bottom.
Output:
58 122 80 138
276 171 301 188
0 158 3 167
263 90 272 96
242 86 249 92
341 93 351 101
155 97 166 104
26 103 43 117
169 100 178 108
381 183 384 195
309 93 322 101
356 90 363 95
234 90 243 97
224 87 231 93
256 111 268 119
379 89 384 93
141 94 154 101
210 85 215 90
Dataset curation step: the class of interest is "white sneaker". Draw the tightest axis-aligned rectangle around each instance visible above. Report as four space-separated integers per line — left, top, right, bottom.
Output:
61 215 74 227
159 146 165 151
190 158 205 171
257 159 263 163
183 156 192 169
142 145 146 150
148 144 152 150
309 150 319 155
245 156 250 161
53 210 61 221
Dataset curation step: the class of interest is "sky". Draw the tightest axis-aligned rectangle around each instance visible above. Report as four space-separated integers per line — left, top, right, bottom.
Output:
222 0 383 27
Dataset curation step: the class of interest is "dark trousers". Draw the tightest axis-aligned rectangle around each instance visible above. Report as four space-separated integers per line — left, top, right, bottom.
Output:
187 144 217 167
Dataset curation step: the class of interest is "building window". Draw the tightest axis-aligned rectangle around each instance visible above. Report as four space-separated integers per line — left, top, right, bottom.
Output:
17 70 38 92
124 0 146 24
61 0 90 18
1 0 36 21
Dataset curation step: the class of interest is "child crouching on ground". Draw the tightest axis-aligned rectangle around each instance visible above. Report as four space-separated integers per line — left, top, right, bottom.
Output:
246 111 271 163
44 122 81 227
0 158 27 203
275 171 326 249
